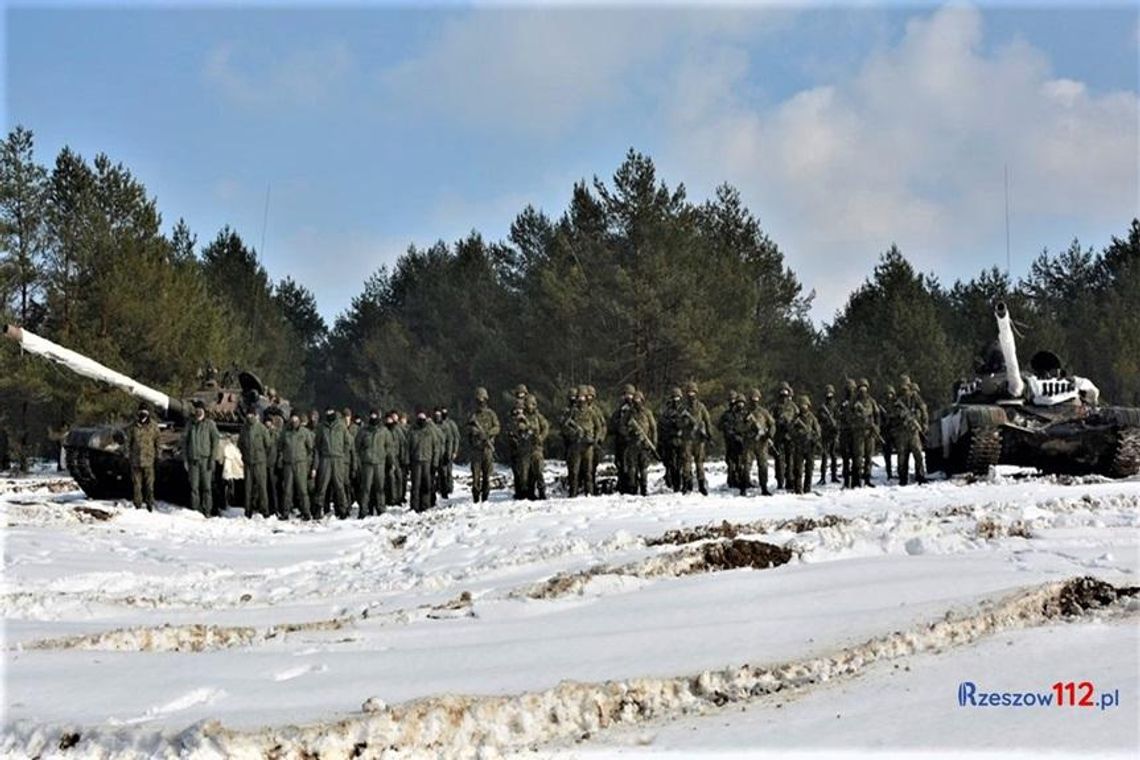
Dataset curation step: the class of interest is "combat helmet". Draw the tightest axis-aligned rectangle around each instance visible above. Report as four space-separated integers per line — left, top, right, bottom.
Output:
513 383 529 397
621 383 636 397
824 384 835 397
779 381 793 396
474 386 489 402
684 380 699 395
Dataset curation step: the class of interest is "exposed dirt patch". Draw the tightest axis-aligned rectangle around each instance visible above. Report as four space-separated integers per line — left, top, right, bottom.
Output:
1046 576 1139 617
647 515 849 546
73 505 115 522
522 539 792 600
973 518 1033 540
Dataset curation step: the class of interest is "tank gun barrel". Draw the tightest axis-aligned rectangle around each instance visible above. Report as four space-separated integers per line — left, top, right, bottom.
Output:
3 324 175 415
993 302 1025 399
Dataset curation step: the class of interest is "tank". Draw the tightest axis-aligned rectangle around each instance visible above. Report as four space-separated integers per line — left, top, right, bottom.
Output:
2 324 291 505
924 303 1140 477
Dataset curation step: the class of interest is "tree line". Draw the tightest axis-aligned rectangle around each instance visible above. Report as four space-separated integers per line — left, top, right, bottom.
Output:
2 127 1137 466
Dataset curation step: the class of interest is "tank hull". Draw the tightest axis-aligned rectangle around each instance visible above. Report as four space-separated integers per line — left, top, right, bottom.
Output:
926 403 1140 478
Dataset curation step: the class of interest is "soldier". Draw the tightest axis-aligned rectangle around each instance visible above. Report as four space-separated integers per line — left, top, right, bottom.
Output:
342 407 359 509
561 388 594 497
314 406 351 519
524 394 549 500
126 402 160 512
746 388 775 496
239 409 272 518
621 391 657 496
898 378 929 486
582 385 606 494
384 410 406 507
183 400 220 517
407 409 438 512
861 378 881 486
433 406 460 500
512 384 529 407
881 384 900 480
658 388 685 492
719 391 743 491
507 405 535 499
789 395 822 494
725 394 754 495
356 409 389 517
278 412 314 520
771 382 797 491
264 413 282 518
849 379 876 488
468 387 501 503
817 385 840 485
839 379 857 488
610 385 637 493
427 412 446 508
683 381 713 496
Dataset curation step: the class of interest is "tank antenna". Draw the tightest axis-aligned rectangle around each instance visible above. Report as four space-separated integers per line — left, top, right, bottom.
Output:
1003 165 1012 278
260 183 271 258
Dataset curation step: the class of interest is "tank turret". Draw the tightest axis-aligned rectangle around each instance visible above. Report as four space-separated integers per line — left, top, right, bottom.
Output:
3 324 291 505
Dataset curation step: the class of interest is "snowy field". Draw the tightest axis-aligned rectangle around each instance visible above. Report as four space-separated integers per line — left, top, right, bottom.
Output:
1 459 1137 759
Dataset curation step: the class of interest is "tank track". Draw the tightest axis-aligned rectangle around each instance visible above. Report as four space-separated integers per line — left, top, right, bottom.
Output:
966 427 1002 476
64 446 126 500
1112 427 1140 478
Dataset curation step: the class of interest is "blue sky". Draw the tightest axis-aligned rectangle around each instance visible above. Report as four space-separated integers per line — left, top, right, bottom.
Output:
5 2 1138 324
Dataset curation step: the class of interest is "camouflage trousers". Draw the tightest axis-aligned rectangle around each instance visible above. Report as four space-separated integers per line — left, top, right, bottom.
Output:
281 462 311 519
847 430 868 488
131 464 155 509
772 432 791 489
243 460 269 518
471 446 494 503
683 440 708 495
435 457 453 499
358 462 385 517
724 437 744 490
565 440 593 497
895 432 927 486
410 461 434 512
187 459 214 516
746 439 770 494
622 444 651 496
315 458 349 518
528 450 546 500
819 434 839 484
788 442 814 494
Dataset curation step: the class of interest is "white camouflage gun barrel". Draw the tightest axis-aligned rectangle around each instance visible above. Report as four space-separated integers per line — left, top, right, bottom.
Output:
993 302 1025 399
2 324 174 414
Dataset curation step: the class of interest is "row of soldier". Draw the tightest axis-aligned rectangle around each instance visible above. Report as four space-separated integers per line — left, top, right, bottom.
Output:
124 376 931 517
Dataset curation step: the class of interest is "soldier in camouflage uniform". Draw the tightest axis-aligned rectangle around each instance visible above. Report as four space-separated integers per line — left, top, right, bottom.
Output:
897 377 929 486
582 386 606 495
861 379 881 486
264 414 282 518
383 411 404 507
183 400 220 517
468 387 501 503
789 395 822 494
314 407 352 518
407 410 439 512
771 382 798 491
724 394 754 495
683 381 713 495
658 388 685 492
433 406 460 500
278 412 314 519
849 379 876 488
560 388 593 497
719 392 745 492
620 391 657 496
610 385 637 494
239 409 273 518
817 385 840 485
356 410 390 517
524 394 549 500
126 403 160 512
839 379 857 488
746 388 775 496
507 404 536 500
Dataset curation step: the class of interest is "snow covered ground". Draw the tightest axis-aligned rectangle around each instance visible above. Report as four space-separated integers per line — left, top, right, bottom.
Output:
1 460 1137 758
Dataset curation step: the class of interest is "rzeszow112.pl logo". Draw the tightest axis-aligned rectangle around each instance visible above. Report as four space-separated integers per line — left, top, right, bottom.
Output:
957 681 1121 710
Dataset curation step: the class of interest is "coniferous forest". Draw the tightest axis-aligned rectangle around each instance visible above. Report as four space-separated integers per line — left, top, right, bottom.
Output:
2 126 1138 465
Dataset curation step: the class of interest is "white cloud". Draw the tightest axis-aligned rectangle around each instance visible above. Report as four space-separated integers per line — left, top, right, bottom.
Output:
204 41 353 108
657 5 1138 321
378 7 788 137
